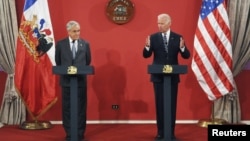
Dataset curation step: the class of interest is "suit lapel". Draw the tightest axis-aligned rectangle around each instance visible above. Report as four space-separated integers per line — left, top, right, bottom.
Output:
157 33 165 49
168 32 175 48
64 39 73 58
76 39 85 57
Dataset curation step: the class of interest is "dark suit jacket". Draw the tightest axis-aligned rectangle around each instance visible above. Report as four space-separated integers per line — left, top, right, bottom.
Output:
143 31 190 83
55 38 91 87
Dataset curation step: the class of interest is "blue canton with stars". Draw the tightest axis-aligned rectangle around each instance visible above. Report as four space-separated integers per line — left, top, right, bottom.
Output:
200 0 224 19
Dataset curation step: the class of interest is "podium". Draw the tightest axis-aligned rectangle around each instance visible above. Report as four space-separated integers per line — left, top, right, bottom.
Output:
53 65 94 141
148 64 187 141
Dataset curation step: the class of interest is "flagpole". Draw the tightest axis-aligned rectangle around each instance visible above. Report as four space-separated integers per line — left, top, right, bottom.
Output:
197 101 228 128
20 120 53 130
16 88 54 130
19 99 54 130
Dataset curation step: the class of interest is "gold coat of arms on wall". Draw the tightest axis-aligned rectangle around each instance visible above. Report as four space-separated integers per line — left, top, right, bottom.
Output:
106 0 135 25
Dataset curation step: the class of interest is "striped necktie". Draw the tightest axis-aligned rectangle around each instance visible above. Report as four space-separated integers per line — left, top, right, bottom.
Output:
72 40 76 59
163 33 168 52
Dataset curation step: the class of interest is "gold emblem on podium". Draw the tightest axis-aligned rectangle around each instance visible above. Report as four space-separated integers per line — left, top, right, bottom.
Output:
67 66 77 74
163 65 173 73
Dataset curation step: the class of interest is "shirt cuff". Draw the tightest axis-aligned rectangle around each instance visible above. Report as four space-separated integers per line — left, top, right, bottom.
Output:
180 46 185 52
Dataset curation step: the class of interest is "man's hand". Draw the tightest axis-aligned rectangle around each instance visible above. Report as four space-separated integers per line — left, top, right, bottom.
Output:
145 36 150 47
180 37 185 48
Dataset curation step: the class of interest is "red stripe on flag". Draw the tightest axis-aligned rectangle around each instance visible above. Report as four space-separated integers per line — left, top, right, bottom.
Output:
192 47 223 99
194 28 223 98
201 18 234 91
212 8 233 66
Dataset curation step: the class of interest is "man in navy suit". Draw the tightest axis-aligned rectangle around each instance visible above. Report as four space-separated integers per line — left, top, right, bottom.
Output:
143 13 190 140
55 20 91 141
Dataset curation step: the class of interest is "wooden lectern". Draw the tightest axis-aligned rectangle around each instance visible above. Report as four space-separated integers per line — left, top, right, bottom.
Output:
53 65 94 141
148 64 187 141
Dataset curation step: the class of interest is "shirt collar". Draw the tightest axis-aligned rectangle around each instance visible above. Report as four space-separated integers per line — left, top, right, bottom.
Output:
69 37 78 44
162 29 170 36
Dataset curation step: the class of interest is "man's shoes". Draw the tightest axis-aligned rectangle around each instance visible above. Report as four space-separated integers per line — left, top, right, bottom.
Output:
154 134 177 141
64 137 88 141
65 135 70 141
154 134 163 140
64 139 87 141
171 136 177 141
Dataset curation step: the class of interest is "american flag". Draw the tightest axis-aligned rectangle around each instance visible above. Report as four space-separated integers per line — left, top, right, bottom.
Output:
191 0 234 101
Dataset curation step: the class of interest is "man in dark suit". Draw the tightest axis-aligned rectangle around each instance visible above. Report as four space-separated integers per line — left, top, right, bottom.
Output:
55 20 91 141
143 13 190 140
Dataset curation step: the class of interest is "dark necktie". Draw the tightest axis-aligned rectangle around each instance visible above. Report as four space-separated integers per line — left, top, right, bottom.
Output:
163 33 168 52
72 40 76 59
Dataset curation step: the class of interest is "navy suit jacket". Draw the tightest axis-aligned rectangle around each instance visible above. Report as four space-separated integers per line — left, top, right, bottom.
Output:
55 38 91 87
143 31 190 83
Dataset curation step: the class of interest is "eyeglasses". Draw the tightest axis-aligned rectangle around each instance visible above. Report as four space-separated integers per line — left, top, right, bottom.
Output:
71 30 80 33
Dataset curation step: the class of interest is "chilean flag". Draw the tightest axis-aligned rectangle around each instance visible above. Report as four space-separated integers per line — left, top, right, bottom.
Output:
15 0 57 119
